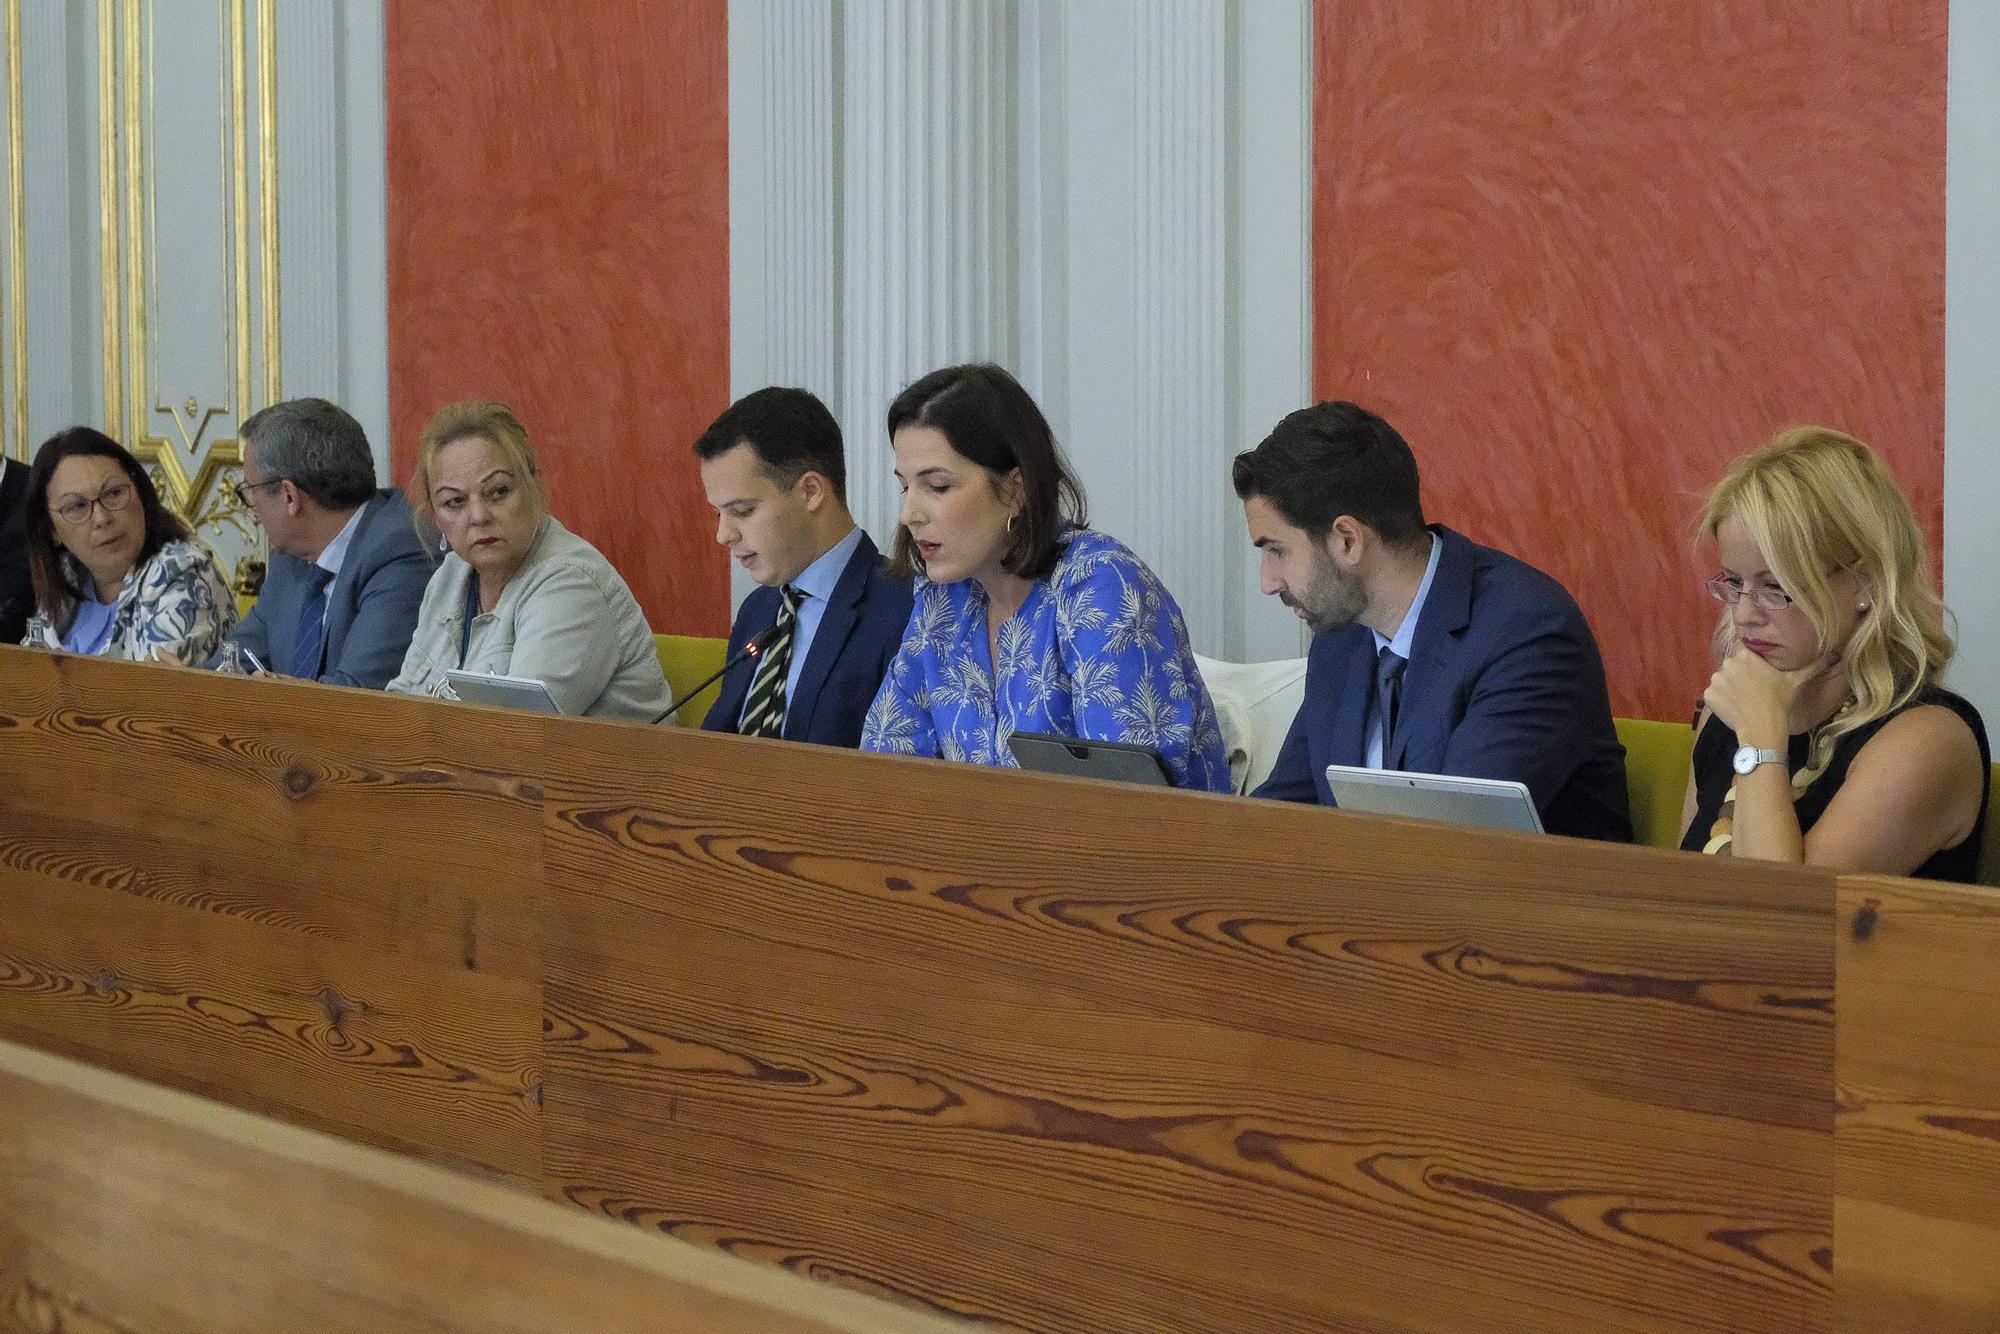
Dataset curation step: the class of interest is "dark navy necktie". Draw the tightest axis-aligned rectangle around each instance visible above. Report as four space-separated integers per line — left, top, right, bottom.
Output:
291 566 334 679
1375 645 1406 760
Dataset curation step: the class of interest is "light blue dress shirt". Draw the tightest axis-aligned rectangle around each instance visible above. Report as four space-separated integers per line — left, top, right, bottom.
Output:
310 502 368 628
1365 531 1442 769
63 588 118 655
738 524 864 728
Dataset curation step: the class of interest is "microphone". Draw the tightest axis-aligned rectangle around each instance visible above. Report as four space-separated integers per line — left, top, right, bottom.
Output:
651 624 781 726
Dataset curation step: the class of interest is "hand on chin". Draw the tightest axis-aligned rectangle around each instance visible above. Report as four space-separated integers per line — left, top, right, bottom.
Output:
1703 641 1827 743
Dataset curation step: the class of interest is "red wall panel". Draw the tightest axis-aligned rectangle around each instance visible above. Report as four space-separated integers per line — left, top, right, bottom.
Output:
1314 3 1945 720
386 1 730 634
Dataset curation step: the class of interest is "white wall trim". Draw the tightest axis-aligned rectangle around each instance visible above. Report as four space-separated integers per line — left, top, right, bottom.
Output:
1944 0 2000 721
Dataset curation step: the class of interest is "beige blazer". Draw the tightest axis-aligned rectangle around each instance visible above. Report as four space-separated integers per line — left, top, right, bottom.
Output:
388 515 669 722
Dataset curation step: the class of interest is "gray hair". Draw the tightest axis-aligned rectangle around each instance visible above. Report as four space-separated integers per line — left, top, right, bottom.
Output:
241 397 377 510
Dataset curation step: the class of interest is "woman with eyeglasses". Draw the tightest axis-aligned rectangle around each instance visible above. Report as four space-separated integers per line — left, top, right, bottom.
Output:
1680 426 1987 879
386 400 669 720
18 427 235 663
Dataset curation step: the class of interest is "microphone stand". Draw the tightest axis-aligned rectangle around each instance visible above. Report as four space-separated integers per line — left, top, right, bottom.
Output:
651 625 778 726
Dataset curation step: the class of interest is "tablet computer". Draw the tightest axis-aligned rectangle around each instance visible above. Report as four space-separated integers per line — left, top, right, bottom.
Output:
443 669 564 716
1008 731 1173 787
1322 764 1543 834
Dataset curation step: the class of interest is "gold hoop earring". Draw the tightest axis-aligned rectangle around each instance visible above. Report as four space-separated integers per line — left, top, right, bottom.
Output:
1006 513 1016 535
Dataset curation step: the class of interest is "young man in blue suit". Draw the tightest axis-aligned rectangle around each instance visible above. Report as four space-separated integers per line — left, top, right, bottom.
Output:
696 387 913 746
1234 401 1630 842
221 398 434 688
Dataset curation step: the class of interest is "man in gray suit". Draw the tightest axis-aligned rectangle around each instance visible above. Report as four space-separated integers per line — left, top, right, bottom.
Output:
221 398 433 687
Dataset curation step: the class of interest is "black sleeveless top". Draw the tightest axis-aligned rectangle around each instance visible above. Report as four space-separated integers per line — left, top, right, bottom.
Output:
1681 686 1991 883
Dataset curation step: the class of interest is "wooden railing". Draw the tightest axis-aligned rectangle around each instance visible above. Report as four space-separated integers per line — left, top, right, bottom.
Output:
0 1038 964 1333
0 646 1993 1332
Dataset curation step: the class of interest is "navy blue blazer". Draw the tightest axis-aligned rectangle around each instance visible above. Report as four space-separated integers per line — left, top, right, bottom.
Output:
703 532 914 747
225 489 434 688
1255 525 1631 842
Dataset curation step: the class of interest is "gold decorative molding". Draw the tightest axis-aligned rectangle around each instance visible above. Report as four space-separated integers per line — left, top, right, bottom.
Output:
95 0 278 558
96 0 119 437
4 0 25 463
257 0 278 405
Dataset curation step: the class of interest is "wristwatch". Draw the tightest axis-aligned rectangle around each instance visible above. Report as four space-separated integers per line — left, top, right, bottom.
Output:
1732 744 1786 776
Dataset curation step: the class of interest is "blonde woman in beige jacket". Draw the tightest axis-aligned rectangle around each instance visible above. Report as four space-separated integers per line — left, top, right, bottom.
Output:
387 400 668 722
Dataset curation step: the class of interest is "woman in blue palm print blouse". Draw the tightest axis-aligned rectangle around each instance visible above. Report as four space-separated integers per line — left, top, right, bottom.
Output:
861 363 1230 792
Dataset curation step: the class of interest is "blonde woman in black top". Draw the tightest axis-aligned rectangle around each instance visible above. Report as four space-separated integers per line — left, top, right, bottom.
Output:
1680 427 1988 881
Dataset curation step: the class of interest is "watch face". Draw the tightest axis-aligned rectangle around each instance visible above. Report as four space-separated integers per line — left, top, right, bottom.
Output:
1733 745 1758 775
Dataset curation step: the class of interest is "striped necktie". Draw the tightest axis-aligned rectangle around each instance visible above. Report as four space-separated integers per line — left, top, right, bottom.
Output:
739 585 802 738
291 565 334 679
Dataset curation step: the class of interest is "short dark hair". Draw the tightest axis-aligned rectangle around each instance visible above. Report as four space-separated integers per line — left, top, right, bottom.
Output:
1231 401 1426 546
692 387 846 503
25 426 192 631
240 397 378 510
885 363 1084 581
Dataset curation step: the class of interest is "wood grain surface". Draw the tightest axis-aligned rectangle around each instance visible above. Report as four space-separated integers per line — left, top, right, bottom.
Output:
0 648 546 1179
539 719 1836 1333
1835 875 2000 1331
0 1038 967 1334
11 649 1993 1330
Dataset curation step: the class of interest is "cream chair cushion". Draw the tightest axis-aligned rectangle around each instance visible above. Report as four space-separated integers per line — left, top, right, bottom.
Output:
1193 654 1310 795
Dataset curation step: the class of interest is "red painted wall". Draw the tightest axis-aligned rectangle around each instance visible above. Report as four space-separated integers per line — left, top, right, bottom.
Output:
385 1 730 634
1314 4 1946 720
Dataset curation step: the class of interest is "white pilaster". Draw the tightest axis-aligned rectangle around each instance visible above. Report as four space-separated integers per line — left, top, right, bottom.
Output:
1126 1 1228 653
728 0 1312 659
839 0 1028 549
1945 0 2000 720
729 0 842 605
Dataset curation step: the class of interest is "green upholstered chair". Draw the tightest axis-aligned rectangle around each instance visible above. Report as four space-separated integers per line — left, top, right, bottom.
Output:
654 634 730 726
1614 717 1696 851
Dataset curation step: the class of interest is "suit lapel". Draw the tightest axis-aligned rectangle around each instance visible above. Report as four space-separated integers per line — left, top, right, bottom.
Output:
261 554 312 670
783 534 877 741
1389 526 1472 770
1323 631 1376 767
317 492 385 669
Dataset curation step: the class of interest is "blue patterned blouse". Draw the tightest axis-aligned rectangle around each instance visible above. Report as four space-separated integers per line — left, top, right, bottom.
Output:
861 528 1231 791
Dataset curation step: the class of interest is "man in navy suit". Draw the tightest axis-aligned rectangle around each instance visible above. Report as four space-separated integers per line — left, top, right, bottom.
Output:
695 387 913 746
221 398 433 688
1234 401 1630 842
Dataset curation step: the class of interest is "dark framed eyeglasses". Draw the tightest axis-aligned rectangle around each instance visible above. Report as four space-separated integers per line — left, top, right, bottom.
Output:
1704 575 1795 612
232 476 284 506
49 481 136 526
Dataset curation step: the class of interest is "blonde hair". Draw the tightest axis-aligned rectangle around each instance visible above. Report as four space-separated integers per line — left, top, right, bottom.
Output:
1700 426 1951 753
410 399 547 524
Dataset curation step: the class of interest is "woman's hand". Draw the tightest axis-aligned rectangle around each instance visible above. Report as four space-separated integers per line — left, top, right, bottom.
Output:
1702 646 1824 750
